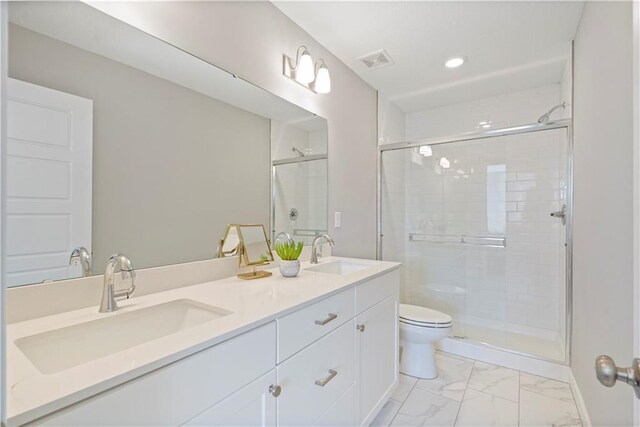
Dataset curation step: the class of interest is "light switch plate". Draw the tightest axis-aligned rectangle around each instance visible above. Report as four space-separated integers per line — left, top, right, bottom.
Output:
334 211 341 228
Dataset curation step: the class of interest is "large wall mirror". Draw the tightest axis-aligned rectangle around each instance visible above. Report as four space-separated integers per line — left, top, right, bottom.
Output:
5 1 328 287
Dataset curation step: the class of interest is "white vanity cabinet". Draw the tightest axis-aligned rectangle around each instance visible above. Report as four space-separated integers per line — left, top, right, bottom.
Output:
183 370 277 427
356 294 399 426
25 268 399 427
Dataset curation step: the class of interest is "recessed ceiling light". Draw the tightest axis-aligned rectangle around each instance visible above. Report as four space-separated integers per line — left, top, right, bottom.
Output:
444 57 465 68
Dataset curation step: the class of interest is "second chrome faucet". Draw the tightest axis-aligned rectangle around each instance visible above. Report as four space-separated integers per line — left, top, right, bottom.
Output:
311 234 334 264
99 254 136 313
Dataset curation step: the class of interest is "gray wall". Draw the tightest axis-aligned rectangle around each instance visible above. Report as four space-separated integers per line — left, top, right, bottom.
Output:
9 24 271 271
91 1 379 259
573 2 634 424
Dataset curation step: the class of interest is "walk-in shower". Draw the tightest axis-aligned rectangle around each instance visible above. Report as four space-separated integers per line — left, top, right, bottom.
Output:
379 120 572 363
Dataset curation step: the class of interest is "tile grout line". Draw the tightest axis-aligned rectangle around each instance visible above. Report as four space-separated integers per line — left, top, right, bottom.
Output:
453 359 475 426
388 375 420 426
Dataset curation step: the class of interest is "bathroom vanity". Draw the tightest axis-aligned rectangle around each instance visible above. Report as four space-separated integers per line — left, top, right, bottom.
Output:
6 257 400 426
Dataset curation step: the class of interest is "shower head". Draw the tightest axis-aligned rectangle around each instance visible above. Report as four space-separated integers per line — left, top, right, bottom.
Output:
538 102 567 123
292 147 305 157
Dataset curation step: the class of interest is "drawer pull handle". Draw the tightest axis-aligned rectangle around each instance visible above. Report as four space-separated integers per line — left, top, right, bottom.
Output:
269 384 282 397
357 324 365 332
315 313 338 326
315 369 338 387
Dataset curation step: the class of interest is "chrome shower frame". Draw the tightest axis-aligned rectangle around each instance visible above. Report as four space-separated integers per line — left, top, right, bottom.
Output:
376 118 574 366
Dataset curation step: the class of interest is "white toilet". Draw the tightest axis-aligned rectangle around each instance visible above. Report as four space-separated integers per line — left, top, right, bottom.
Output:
399 304 453 379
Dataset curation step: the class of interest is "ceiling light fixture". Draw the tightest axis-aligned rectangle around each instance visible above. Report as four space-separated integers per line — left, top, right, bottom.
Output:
418 145 432 157
283 46 331 94
444 57 465 68
439 157 451 168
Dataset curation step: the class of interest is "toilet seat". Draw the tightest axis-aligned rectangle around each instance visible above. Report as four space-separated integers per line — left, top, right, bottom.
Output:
399 304 452 328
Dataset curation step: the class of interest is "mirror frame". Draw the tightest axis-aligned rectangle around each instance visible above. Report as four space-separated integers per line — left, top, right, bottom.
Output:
218 224 274 267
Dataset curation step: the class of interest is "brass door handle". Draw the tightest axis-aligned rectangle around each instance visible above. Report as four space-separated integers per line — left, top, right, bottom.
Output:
315 313 337 326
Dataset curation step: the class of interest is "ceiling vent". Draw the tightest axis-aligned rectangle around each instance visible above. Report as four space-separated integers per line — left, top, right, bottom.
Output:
357 49 394 70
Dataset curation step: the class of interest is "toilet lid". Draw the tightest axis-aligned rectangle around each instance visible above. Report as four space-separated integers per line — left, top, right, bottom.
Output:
399 304 452 326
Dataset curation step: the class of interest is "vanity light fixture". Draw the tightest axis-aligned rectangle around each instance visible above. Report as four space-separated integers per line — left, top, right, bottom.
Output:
283 46 331 94
439 157 451 168
314 59 331 94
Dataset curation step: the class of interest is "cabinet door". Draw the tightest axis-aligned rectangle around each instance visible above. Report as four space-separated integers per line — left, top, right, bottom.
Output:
183 370 277 427
356 293 399 426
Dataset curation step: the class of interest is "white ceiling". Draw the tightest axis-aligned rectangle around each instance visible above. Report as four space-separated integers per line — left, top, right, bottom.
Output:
274 1 584 112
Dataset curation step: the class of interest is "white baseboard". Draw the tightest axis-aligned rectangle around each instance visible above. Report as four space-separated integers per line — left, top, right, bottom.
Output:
569 371 592 427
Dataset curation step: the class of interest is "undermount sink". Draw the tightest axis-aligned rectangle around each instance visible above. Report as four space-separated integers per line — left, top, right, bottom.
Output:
15 299 232 374
305 260 370 275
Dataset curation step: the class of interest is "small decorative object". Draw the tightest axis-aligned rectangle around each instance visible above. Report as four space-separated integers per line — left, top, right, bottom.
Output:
275 240 304 278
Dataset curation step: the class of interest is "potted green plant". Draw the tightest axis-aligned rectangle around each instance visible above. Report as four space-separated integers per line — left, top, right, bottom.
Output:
275 240 304 277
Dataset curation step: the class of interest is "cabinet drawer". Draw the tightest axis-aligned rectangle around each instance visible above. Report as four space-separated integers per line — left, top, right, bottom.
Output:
356 269 400 314
30 322 276 426
277 320 355 426
313 384 355 427
277 288 355 362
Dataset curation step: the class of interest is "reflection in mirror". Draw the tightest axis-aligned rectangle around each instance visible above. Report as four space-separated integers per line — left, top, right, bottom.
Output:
237 225 274 265
5 1 327 287
271 120 328 246
216 226 241 258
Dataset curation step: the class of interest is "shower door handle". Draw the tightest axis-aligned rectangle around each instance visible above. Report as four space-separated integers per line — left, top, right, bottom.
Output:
595 355 640 399
550 204 567 225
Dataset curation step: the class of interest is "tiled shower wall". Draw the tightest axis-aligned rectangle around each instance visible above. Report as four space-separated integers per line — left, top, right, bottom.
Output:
382 128 568 350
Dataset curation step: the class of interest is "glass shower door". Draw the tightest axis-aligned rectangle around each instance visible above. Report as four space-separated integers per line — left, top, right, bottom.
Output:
380 127 569 362
272 158 327 245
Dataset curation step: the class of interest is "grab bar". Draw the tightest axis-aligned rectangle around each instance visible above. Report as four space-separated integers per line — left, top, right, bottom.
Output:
409 233 506 248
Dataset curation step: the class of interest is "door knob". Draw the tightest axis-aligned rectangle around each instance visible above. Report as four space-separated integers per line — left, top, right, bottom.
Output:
595 355 640 398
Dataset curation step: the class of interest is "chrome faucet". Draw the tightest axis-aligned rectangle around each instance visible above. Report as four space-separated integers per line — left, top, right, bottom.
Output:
274 231 293 246
99 254 136 313
69 246 92 277
311 233 334 264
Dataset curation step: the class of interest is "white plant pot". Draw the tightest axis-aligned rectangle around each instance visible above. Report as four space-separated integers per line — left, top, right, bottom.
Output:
279 260 300 278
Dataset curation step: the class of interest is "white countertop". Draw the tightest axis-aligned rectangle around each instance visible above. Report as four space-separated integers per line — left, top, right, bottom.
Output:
6 257 400 426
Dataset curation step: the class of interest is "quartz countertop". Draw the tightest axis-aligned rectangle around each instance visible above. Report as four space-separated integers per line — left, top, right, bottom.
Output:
6 256 400 426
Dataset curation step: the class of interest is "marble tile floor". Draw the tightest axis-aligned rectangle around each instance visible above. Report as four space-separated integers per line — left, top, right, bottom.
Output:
371 351 581 427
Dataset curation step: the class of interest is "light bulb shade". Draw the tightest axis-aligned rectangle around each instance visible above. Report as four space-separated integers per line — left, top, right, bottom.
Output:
296 51 315 84
314 65 331 93
418 145 432 157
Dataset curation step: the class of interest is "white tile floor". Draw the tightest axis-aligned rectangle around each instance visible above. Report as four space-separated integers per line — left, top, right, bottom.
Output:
372 351 582 427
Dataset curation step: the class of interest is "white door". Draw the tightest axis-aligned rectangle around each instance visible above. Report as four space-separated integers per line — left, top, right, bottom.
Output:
356 293 399 426
6 78 92 287
182 370 277 426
